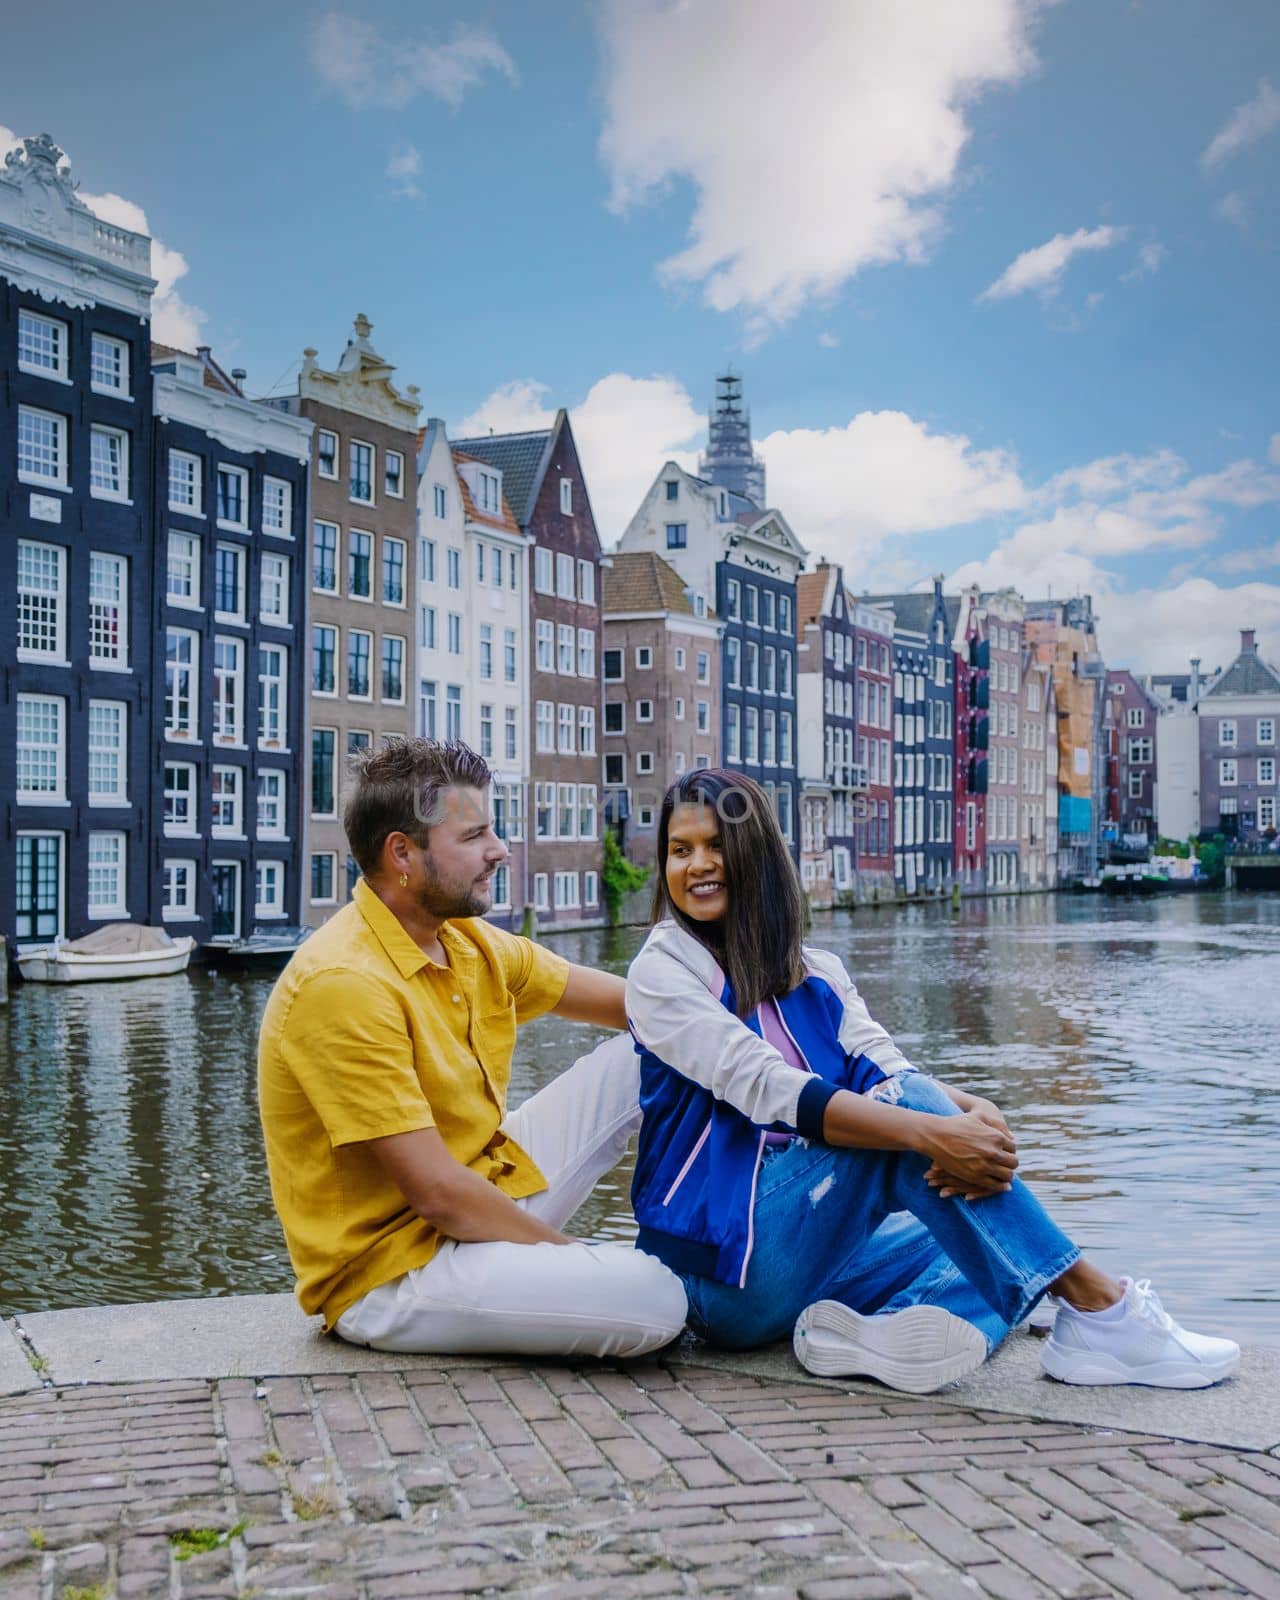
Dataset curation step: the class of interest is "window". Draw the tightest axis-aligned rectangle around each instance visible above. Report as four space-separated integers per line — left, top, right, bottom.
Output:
603 648 623 682
1259 719 1275 745
447 612 462 654
536 619 555 672
478 470 501 513
377 536 405 606
605 702 625 735
636 646 653 670
695 650 711 684
165 629 198 738
583 870 599 907
579 705 596 754
479 703 494 759
761 590 776 631
1128 737 1153 764
420 537 438 583
313 522 338 592
1260 757 1276 785
536 700 555 751
1219 719 1237 747
636 699 654 722
312 624 337 694
385 450 405 499
557 783 577 838
17 540 65 661
743 586 758 625
1262 796 1277 830
382 636 405 702
505 705 518 761
213 638 245 743
636 751 655 776
214 543 246 621
744 707 759 763
504 627 517 683
558 702 575 753
492 547 504 590
665 479 679 501
433 483 447 518
1220 758 1238 786
348 530 373 599
577 559 595 604
558 624 575 675
87 833 127 919
311 851 337 903
560 477 573 514
1128 772 1145 800
162 532 199 609
779 649 792 697
262 477 292 537
674 697 685 720
1125 706 1145 729
255 860 286 918
533 873 550 911
88 701 127 805
666 523 687 549
479 623 494 681
535 546 554 593
260 552 290 624
350 441 374 503
535 783 555 839
347 629 372 698
446 684 462 740
18 309 68 378
726 703 741 762
725 578 740 619
317 430 338 478
17 695 65 800
556 552 575 598
604 753 626 786
168 450 202 514
256 642 288 748
312 729 337 815
447 547 462 589
211 765 243 835
554 871 580 909
763 646 776 694
419 680 438 739
163 858 197 920
696 699 711 734
745 641 759 690
18 406 67 486
477 543 487 585
509 550 518 590
780 711 793 765
216 465 248 528
164 763 197 834
578 784 598 840
762 709 776 764
726 636 741 688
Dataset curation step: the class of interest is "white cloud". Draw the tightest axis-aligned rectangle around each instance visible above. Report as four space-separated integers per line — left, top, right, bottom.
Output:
979 225 1126 301
309 13 517 110
1201 78 1280 171
1217 191 1249 230
1220 541 1280 575
77 189 207 349
1103 581 1280 675
597 0 1039 328
1120 241 1167 282
456 374 704 544
818 331 840 350
1271 434 1280 467
1042 449 1185 503
387 144 423 201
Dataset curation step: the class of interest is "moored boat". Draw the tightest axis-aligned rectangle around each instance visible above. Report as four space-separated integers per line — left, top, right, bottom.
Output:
16 924 196 984
201 924 311 973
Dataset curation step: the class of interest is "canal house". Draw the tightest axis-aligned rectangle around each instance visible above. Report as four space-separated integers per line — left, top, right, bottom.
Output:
151 347 312 942
1 134 157 949
795 561 860 904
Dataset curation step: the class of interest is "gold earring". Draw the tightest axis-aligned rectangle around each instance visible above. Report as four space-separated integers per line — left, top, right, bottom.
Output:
398 872 409 888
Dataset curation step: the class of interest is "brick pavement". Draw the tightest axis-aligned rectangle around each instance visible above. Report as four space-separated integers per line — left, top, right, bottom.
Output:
2 1359 1280 1599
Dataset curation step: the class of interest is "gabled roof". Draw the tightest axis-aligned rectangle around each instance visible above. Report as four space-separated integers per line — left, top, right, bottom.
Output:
451 422 557 528
451 448 521 537
795 571 833 634
602 551 698 616
1204 650 1280 697
861 590 940 637
151 341 243 396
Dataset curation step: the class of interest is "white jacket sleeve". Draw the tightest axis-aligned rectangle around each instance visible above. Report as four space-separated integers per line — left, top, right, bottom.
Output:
803 946 919 1079
625 923 814 1128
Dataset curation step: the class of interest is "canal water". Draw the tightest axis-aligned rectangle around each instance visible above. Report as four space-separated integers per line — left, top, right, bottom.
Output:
1 892 1276 1345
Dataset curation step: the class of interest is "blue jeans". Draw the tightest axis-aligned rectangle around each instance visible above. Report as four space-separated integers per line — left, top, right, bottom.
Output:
682 1074 1080 1353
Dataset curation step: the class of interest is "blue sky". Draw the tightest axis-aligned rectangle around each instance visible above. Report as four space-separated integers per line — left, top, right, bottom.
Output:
3 0 1278 671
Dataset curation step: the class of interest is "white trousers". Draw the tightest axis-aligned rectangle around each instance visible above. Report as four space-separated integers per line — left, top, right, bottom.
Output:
333 1032 688 1359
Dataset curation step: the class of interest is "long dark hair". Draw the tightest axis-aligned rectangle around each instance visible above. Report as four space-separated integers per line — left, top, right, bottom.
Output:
651 770 807 1017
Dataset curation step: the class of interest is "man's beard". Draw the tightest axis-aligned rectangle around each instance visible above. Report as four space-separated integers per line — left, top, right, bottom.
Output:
416 857 493 920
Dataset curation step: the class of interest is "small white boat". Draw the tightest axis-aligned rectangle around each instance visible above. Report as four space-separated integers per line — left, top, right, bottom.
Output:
17 923 196 984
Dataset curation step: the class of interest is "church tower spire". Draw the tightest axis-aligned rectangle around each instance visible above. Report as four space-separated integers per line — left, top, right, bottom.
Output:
698 370 765 508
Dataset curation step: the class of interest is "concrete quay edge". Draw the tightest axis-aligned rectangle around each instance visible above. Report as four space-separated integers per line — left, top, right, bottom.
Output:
7 1290 1279 1454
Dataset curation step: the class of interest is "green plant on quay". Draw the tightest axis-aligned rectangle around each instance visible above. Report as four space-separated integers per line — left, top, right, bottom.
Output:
602 827 649 926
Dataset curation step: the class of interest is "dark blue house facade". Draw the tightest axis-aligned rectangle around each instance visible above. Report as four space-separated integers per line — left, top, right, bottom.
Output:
149 351 312 942
1 135 158 948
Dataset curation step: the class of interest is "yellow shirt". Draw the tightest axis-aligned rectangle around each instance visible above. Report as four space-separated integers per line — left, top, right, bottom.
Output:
257 878 571 1329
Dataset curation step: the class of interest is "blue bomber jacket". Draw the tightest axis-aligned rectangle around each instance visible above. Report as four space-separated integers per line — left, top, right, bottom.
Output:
626 920 920 1290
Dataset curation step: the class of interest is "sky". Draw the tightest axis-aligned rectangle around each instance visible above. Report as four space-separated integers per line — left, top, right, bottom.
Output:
3 0 1278 673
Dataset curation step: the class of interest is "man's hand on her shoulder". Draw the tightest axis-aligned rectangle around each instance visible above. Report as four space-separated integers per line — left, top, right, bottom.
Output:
552 965 628 1030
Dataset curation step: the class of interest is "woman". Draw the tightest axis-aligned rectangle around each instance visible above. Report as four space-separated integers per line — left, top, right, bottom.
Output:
626 770 1239 1394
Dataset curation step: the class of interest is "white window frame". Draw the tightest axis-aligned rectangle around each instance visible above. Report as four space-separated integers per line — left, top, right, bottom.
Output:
168 450 203 514
162 858 198 921
577 558 594 603
310 850 339 905
381 634 407 705
17 539 66 663
255 859 287 919
167 531 202 610
604 702 626 736
432 483 447 518
87 699 128 807
1261 796 1277 831
1220 758 1238 787
165 629 199 740
16 693 66 803
163 763 199 837
260 552 291 624
214 542 247 624
347 627 374 701
347 528 374 601
536 619 555 672
312 623 338 697
578 704 596 755
556 551 575 599
90 332 130 397
18 405 68 488
262 476 293 538
577 627 595 678
1258 719 1275 745
635 646 653 670
382 536 407 607
87 832 128 920
554 870 580 910
636 751 655 776
1259 756 1276 786
211 764 244 837
258 642 289 749
557 623 576 676
216 464 250 531
317 429 339 480
636 699 654 723
212 636 246 745
557 701 575 753
257 769 287 838
560 477 573 515
18 309 69 380
349 439 375 505
1219 719 1237 748
533 872 550 911
384 449 405 500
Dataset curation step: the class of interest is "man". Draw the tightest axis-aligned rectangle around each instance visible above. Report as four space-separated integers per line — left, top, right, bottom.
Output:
258 738 687 1357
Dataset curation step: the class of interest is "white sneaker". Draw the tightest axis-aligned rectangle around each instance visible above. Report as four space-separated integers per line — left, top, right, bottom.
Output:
793 1301 989 1394
1041 1278 1240 1389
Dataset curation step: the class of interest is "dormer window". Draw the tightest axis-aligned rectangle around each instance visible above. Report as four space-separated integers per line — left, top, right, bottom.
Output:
480 470 501 514
665 479 679 502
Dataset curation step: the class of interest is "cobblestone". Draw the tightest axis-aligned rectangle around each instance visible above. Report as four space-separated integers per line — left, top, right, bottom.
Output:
1 1357 1276 1597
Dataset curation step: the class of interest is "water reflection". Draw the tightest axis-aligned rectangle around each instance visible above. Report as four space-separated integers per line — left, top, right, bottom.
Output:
1 891 1276 1346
